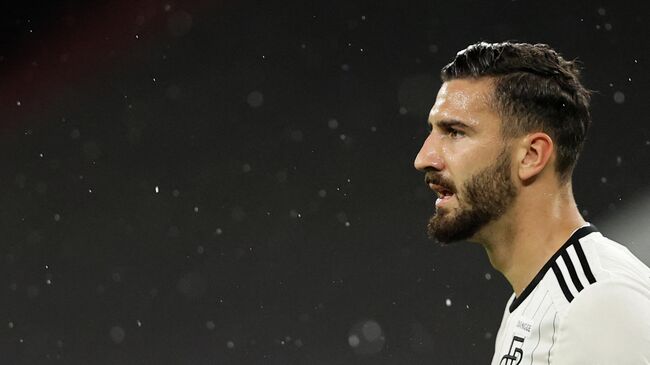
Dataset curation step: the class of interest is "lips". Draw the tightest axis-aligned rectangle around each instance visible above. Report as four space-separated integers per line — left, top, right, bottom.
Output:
427 182 456 207
428 183 453 198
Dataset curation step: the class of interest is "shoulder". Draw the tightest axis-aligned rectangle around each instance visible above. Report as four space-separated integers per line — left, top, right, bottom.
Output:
566 279 650 321
584 232 650 280
550 230 650 307
552 280 650 364
548 227 650 363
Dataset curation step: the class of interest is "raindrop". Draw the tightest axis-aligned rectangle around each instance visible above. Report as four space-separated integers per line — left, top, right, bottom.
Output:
247 91 264 108
226 340 235 349
206 321 215 330
613 91 625 104
362 321 382 342
445 298 452 307
348 320 386 354
328 119 339 129
348 334 360 348
110 326 125 344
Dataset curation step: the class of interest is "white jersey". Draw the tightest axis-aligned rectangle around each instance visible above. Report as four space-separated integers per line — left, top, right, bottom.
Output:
491 225 650 365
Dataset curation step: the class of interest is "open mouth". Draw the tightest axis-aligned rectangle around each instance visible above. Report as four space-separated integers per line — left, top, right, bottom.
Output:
428 183 456 207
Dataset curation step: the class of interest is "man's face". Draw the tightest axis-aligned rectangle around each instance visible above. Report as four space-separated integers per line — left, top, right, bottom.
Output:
413 78 518 243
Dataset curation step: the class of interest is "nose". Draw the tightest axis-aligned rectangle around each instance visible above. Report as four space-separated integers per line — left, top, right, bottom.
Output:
414 134 445 172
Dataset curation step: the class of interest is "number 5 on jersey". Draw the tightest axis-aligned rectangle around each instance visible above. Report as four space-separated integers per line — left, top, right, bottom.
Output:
500 336 525 365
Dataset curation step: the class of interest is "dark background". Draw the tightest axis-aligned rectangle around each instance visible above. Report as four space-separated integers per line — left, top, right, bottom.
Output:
1 0 648 363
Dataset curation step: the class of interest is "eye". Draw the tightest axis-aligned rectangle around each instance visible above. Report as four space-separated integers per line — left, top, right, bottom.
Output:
446 127 465 139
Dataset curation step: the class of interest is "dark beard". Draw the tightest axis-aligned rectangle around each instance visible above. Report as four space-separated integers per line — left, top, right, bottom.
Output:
426 150 517 243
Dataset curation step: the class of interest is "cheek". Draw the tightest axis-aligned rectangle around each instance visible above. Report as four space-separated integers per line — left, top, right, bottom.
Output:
443 145 477 172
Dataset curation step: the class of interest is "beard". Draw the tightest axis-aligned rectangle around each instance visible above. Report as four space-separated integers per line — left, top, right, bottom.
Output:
426 149 517 244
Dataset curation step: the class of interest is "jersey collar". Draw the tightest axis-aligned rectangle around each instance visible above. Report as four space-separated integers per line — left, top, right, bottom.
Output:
508 224 598 313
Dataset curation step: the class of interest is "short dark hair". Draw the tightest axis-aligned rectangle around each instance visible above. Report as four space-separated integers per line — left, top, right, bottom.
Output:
441 41 592 182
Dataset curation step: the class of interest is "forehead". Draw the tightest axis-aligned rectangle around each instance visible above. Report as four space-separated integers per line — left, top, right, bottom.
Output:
429 78 499 126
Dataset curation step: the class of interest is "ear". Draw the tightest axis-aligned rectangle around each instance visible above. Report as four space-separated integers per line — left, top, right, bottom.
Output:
517 132 554 181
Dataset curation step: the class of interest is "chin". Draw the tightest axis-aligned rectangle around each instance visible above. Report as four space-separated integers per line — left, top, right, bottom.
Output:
426 209 486 244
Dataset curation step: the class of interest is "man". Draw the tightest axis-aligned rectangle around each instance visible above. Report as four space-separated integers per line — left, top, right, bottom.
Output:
414 41 650 364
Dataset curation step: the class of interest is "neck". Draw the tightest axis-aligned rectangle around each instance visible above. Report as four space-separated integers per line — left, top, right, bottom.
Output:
474 182 586 297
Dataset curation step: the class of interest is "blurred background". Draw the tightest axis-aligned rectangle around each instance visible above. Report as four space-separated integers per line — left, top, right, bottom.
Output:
1 0 648 363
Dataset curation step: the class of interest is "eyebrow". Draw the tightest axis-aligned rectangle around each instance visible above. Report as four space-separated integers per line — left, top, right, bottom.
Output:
427 119 474 131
